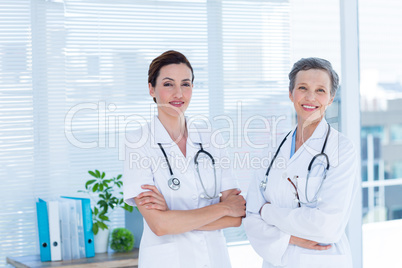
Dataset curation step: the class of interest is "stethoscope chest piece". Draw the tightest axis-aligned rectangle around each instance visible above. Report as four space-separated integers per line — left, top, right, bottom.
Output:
168 177 180 191
158 142 219 199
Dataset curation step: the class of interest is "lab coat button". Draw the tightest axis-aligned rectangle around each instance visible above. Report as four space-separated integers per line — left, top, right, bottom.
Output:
282 172 287 179
192 194 197 200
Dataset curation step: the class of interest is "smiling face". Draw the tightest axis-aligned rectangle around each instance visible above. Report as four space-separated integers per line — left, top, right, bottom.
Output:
149 63 193 119
289 69 334 126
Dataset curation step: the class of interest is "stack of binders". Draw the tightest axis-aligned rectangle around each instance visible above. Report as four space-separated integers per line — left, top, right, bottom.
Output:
35 197 95 262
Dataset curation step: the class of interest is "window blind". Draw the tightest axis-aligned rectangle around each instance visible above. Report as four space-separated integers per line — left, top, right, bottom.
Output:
220 0 292 242
0 0 36 262
0 0 291 263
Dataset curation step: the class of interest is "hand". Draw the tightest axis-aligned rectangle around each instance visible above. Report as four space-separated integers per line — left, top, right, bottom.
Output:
220 188 241 202
289 235 332 250
136 185 169 211
221 193 246 218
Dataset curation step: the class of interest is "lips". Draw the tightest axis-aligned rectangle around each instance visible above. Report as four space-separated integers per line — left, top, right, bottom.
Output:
301 104 318 111
169 101 184 107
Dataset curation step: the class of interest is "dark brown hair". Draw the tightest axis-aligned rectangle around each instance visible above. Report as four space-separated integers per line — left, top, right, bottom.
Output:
148 50 194 103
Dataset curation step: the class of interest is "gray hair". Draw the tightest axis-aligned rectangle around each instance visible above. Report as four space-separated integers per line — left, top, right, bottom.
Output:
288 57 339 97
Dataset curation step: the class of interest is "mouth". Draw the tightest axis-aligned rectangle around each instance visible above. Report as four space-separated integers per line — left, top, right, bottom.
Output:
301 104 319 111
169 101 185 108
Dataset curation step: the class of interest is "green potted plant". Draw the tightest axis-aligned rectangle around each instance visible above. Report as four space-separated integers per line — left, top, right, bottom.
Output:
79 170 133 253
110 227 135 252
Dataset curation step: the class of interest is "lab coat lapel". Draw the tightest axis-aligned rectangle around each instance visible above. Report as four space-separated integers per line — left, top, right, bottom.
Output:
150 116 202 160
287 118 328 166
185 121 203 164
275 127 295 164
187 122 202 146
149 115 174 145
149 116 186 174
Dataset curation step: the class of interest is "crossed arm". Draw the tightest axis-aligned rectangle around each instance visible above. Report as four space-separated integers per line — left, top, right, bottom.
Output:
258 202 331 251
134 185 245 236
251 144 357 254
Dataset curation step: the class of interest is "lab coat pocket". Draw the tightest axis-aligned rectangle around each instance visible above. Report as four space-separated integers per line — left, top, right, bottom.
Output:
300 254 350 268
140 242 179 268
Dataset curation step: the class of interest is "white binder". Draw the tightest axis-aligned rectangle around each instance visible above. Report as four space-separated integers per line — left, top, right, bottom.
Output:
60 197 86 260
47 200 62 261
59 199 72 261
67 199 80 259
73 199 86 259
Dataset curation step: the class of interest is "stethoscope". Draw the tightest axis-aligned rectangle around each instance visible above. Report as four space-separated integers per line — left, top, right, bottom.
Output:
260 123 331 205
158 143 221 199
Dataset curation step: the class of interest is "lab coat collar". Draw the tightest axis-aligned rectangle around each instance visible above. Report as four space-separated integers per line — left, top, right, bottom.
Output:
287 118 330 163
289 118 328 143
187 122 203 144
149 115 202 146
149 116 172 144
297 117 329 142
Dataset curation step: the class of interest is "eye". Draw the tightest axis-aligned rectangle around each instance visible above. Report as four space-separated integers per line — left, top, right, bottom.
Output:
182 83 191 87
163 82 173 87
317 88 326 93
298 86 307 90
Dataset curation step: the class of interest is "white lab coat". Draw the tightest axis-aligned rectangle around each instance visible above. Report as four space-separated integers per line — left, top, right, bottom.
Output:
243 118 359 268
123 116 237 268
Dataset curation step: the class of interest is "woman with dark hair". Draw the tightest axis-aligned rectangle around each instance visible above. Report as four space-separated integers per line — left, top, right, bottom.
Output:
123 50 245 268
244 58 358 268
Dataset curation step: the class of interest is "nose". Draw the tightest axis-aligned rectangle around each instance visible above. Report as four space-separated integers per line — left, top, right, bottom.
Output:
305 90 315 101
173 85 183 98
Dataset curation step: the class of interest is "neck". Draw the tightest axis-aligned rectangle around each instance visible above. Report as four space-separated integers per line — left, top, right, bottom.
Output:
296 118 322 145
157 113 187 143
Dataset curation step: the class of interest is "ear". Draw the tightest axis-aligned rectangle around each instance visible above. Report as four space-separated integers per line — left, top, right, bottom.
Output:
149 83 155 98
289 90 294 102
328 95 334 106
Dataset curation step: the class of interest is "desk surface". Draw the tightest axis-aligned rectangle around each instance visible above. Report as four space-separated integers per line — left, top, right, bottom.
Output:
6 249 139 268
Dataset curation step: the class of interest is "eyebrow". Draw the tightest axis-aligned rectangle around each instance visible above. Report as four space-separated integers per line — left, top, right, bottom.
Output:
162 77 191 82
297 82 327 88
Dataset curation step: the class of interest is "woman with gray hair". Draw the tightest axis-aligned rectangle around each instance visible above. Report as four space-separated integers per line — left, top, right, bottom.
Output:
244 58 358 268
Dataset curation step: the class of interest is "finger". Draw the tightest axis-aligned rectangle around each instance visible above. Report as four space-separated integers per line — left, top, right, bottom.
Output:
137 191 154 199
311 244 332 250
141 184 161 194
139 195 167 207
139 196 165 206
227 188 241 196
138 197 155 206
232 189 241 195
145 203 166 210
137 190 164 200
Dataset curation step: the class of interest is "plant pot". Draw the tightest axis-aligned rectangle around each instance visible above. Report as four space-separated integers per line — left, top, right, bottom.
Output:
94 228 110 253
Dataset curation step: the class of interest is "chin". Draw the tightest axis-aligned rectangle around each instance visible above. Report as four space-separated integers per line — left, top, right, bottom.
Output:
166 108 187 118
304 115 324 125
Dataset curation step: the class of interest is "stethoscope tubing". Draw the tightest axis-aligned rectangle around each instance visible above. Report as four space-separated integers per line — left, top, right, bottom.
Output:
158 142 220 199
158 143 174 177
261 123 331 205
